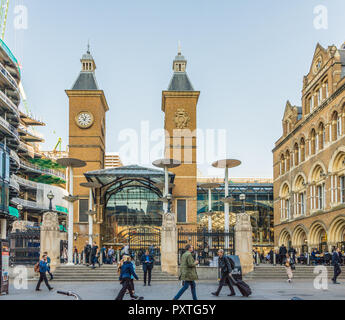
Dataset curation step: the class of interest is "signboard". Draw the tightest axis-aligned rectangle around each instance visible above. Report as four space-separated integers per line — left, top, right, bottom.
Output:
0 240 9 295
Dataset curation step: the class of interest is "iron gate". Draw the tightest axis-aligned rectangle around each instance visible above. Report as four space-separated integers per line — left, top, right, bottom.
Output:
127 227 161 265
177 229 235 265
9 229 40 265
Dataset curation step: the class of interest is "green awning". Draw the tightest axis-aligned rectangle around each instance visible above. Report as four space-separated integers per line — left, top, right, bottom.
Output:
9 206 19 218
56 205 68 214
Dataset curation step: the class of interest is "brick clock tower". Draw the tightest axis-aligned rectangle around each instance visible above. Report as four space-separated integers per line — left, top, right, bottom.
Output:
162 48 200 231
66 47 109 249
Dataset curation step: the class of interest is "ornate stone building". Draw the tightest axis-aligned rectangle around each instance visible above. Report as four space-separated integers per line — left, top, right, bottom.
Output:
273 42 345 253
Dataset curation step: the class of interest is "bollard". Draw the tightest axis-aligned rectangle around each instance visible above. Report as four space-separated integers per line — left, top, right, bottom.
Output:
83 252 86 265
307 253 310 265
78 253 81 265
117 250 120 264
273 253 276 266
256 252 260 265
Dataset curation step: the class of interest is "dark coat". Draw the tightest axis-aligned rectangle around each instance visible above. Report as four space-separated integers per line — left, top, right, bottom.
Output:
218 256 233 276
141 254 154 271
119 261 139 281
279 246 287 256
332 252 341 266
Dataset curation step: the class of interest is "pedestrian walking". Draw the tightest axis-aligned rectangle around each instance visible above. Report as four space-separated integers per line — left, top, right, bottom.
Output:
173 244 199 300
141 249 154 286
332 247 342 284
115 256 142 300
279 244 287 265
91 241 100 269
108 246 114 264
285 253 294 283
35 254 53 292
43 251 53 280
211 249 236 297
84 241 91 265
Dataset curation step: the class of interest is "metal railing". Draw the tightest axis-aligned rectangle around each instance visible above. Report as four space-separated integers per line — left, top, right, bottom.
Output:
0 89 19 116
18 124 44 140
20 158 66 179
0 114 19 139
9 176 20 191
18 141 35 155
12 174 37 189
0 61 19 91
10 149 20 166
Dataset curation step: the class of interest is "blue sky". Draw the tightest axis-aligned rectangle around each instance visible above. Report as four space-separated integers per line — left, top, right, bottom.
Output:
5 0 345 178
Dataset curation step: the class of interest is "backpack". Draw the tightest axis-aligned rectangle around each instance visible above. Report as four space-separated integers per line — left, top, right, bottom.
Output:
34 261 40 273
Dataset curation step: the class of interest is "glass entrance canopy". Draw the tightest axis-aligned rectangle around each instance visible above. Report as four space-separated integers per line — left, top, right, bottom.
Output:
84 165 175 242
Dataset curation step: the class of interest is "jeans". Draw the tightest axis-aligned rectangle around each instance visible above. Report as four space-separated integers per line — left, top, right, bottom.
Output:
333 264 341 282
173 281 197 300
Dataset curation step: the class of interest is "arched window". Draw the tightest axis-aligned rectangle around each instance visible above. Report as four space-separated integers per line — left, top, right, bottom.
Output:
294 143 299 166
318 122 325 150
310 165 326 211
332 111 339 141
285 150 291 171
310 129 316 155
280 183 290 220
280 154 285 175
294 175 306 216
300 138 305 162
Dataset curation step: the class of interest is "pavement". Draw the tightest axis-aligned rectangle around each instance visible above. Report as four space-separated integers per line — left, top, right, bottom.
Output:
1 279 345 300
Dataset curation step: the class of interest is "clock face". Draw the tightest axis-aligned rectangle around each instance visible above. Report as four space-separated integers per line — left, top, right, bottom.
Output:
76 111 94 128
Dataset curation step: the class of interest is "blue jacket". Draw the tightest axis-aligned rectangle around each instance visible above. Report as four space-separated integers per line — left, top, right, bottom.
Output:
39 260 49 273
141 254 154 271
119 261 138 281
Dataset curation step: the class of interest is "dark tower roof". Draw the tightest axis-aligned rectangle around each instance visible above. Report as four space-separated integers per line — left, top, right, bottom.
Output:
167 45 195 91
71 45 99 90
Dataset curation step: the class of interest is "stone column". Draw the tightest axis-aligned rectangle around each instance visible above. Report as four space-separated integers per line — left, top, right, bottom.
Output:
235 212 253 275
0 219 6 239
40 211 61 272
161 212 178 276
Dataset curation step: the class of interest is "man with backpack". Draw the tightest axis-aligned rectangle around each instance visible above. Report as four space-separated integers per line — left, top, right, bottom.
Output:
35 254 53 292
212 249 236 297
43 251 53 280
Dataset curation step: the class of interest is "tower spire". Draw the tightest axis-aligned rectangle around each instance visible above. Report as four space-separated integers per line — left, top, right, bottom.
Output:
178 40 182 56
87 40 90 54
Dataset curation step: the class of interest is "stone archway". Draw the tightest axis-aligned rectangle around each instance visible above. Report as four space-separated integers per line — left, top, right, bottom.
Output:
308 221 328 252
278 228 291 247
328 216 345 249
292 225 308 253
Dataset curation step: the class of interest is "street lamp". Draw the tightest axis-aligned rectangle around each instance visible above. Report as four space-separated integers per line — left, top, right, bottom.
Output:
239 193 246 213
17 204 23 220
212 159 241 249
47 191 54 211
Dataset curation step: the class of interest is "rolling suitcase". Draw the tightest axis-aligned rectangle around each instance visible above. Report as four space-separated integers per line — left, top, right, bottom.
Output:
230 275 252 297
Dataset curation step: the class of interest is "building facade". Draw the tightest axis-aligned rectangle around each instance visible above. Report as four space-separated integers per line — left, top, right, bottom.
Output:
104 152 122 169
273 42 345 253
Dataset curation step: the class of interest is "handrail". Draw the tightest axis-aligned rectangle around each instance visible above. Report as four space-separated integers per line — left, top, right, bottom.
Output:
0 89 19 116
9 177 20 191
19 141 35 154
0 114 19 138
10 149 20 165
0 61 19 91
18 124 44 139
20 159 66 179
11 197 39 209
12 174 37 189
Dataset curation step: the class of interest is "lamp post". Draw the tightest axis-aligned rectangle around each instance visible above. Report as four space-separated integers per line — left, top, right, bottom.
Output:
47 191 54 211
80 182 101 245
153 159 181 214
239 193 246 213
212 159 241 249
199 183 220 247
57 157 86 265
17 204 23 220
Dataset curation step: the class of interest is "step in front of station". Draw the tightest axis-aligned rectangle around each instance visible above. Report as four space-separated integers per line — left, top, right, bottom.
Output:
244 265 345 280
32 264 179 282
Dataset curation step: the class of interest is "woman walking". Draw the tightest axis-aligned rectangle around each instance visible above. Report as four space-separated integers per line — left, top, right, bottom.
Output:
115 256 142 300
285 253 294 283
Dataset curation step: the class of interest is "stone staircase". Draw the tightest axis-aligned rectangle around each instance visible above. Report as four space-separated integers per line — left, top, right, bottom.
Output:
44 265 179 282
244 264 345 280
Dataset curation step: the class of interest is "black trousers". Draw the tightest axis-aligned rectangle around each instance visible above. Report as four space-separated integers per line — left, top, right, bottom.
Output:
333 264 341 282
36 272 52 290
115 278 133 300
144 267 152 284
215 274 235 295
